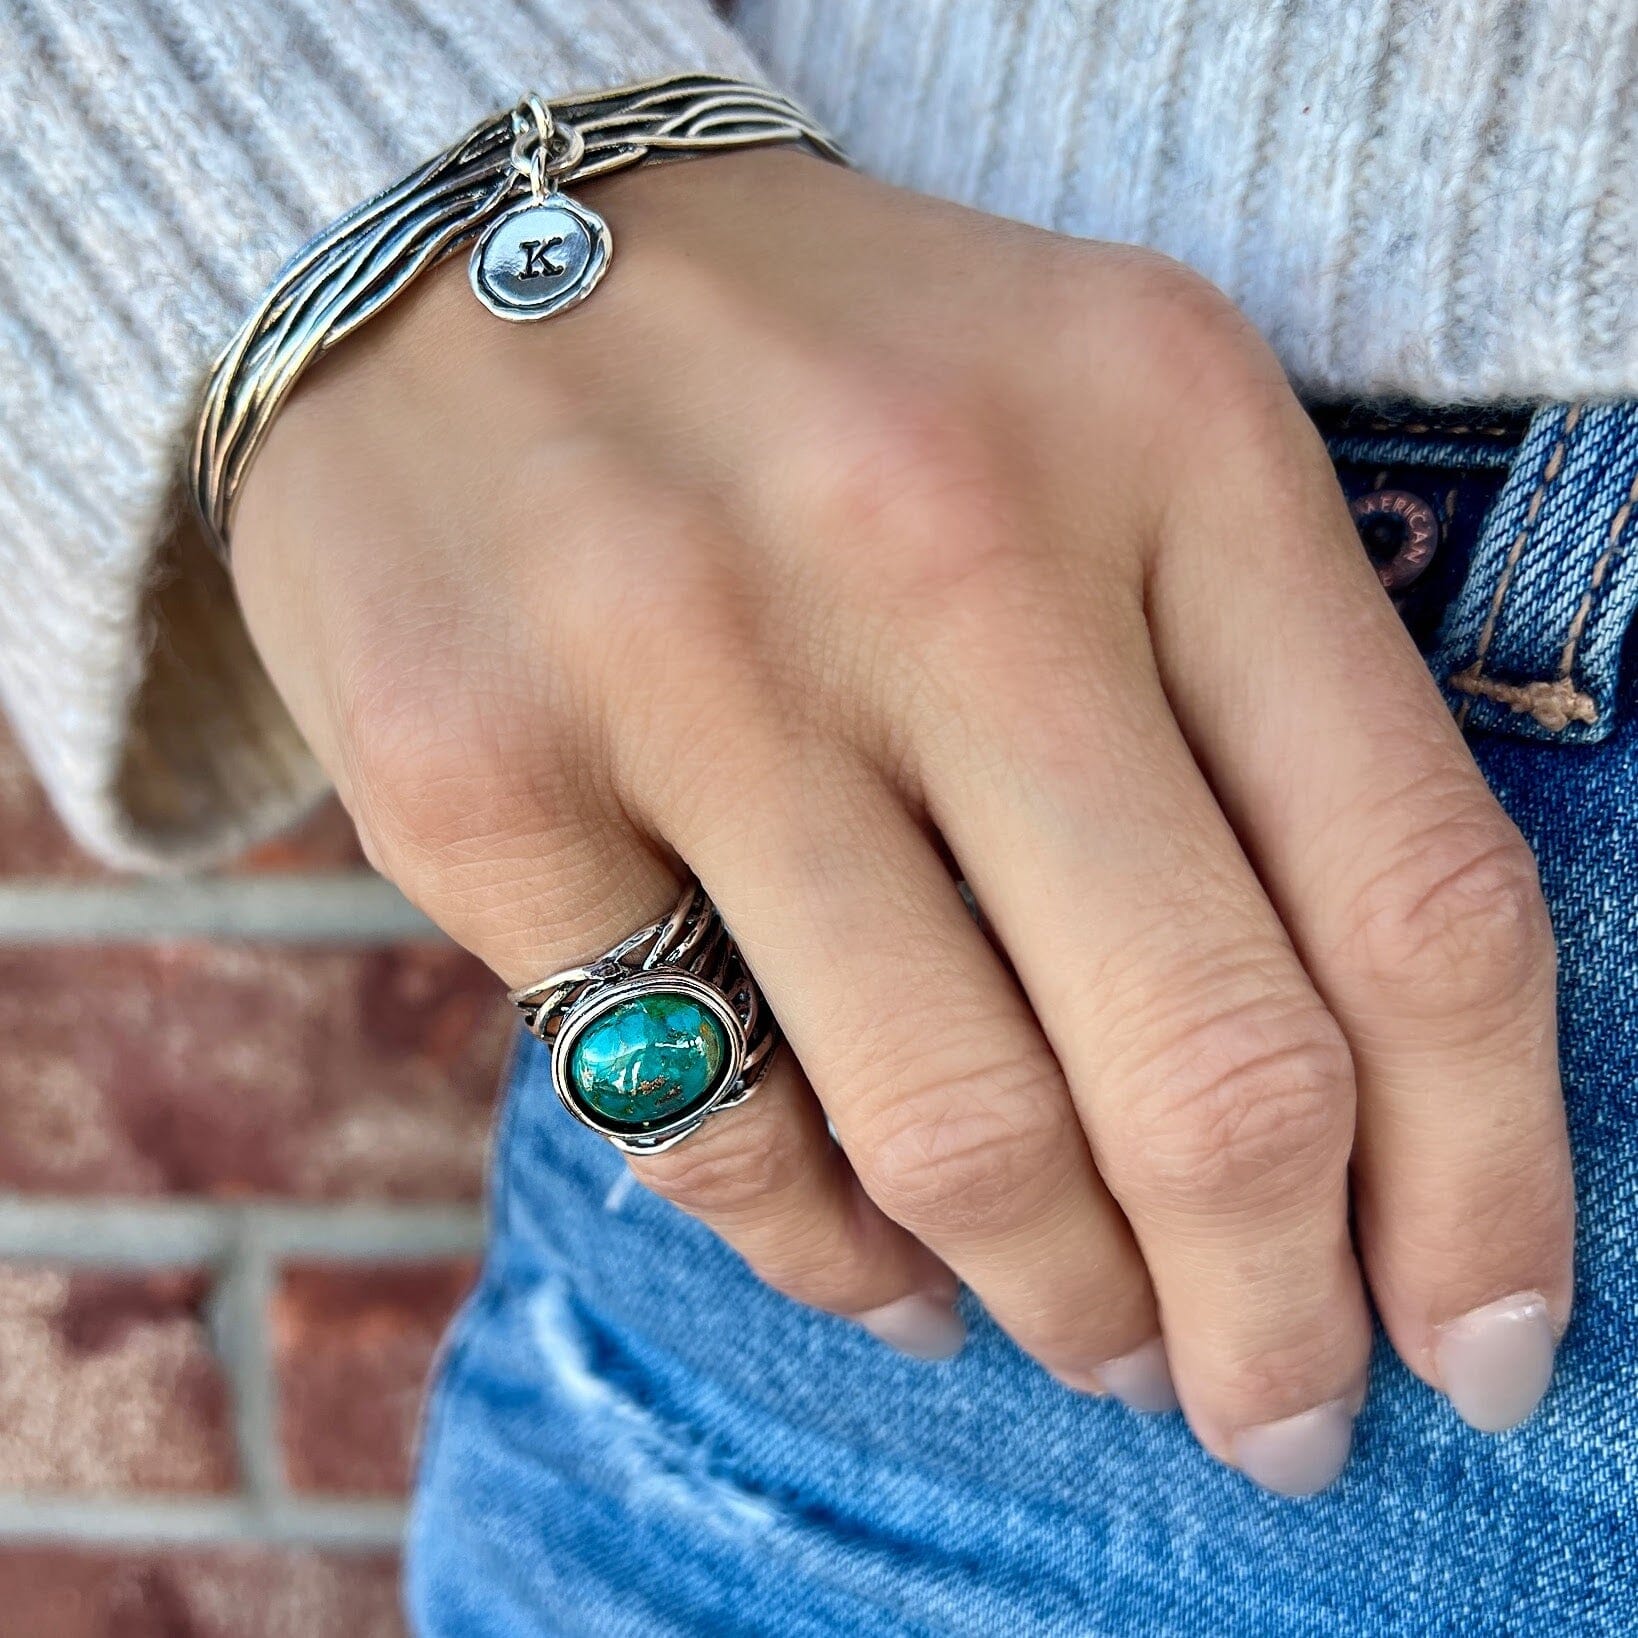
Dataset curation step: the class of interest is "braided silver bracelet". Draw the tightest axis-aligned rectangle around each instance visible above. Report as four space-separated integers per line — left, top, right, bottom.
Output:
189 74 844 562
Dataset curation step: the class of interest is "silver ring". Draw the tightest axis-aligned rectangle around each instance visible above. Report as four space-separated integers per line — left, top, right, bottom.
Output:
508 880 780 1154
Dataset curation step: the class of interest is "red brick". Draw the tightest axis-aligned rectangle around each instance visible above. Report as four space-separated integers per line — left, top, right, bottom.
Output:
0 714 365 877
236 799 368 873
0 1547 403 1638
274 1260 477 1497
0 1265 236 1493
0 943 509 1200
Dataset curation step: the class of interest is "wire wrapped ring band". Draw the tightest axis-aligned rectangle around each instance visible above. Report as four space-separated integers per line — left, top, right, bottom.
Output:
508 880 780 1154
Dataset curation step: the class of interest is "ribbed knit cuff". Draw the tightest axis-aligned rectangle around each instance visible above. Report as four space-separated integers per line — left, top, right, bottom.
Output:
0 0 759 871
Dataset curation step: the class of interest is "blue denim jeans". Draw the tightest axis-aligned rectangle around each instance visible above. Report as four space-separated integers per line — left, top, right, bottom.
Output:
406 404 1638 1636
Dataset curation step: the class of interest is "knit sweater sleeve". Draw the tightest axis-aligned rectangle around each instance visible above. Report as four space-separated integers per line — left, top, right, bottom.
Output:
0 0 761 872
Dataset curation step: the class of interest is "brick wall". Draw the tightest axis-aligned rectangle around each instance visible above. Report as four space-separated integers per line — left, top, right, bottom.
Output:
0 717 514 1636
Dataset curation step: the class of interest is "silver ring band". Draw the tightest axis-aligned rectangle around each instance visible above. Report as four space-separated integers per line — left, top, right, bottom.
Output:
508 880 780 1154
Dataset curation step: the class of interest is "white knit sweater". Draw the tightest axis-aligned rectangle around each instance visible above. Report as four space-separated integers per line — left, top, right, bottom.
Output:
2 0 1634 870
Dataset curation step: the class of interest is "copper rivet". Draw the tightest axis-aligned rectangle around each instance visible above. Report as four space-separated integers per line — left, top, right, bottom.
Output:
1350 489 1441 592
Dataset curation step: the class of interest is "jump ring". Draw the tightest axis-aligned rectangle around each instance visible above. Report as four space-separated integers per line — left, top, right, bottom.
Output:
542 122 586 178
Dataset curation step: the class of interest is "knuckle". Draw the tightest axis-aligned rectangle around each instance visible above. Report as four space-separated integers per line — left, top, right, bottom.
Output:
1135 268 1287 412
1117 254 1253 346
1087 253 1292 428
1040 248 1329 569
1216 1328 1363 1417
1344 813 1554 1008
336 658 535 876
854 1057 1079 1236
1103 997 1354 1207
633 1120 808 1221
1080 254 1322 501
744 1229 883 1316
792 375 1025 615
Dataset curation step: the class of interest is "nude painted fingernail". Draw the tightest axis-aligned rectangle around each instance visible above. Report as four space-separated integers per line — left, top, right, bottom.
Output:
853 1294 967 1360
1234 1399 1354 1497
1097 1338 1179 1414
1435 1291 1556 1433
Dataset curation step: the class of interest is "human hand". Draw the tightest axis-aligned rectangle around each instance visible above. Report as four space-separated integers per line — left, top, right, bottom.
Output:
231 149 1571 1495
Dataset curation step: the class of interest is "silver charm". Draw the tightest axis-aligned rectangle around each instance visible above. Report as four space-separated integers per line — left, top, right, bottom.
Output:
468 96 611 322
468 193 611 321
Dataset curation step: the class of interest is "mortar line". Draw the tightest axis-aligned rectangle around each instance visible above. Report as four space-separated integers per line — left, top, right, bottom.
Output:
212 1230 284 1510
0 1198 487 1263
0 874 444 943
0 1494 407 1548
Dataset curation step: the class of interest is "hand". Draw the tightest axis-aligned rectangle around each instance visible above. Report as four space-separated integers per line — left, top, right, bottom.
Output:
231 150 1572 1495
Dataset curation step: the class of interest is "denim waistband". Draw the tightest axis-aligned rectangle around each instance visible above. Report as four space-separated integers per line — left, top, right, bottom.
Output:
1318 401 1638 746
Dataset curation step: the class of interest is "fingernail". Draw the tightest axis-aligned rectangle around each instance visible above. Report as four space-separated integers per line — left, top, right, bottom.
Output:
853 1293 966 1361
1097 1338 1179 1414
1345 1375 1369 1418
1234 1399 1354 1497
1435 1291 1556 1433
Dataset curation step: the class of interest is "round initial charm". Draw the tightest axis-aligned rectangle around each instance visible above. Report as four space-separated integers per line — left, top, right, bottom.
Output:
468 194 612 321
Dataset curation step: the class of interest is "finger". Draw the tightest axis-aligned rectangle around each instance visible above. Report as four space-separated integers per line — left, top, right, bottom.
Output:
1150 415 1572 1432
896 568 1371 1495
629 1053 966 1357
639 720 1176 1412
319 713 956 1352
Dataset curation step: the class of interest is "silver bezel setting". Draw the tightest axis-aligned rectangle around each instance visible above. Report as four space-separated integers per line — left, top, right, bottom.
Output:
508 879 779 1156
550 970 749 1153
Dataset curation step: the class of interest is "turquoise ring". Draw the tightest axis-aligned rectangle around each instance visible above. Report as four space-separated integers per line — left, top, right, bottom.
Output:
507 881 779 1154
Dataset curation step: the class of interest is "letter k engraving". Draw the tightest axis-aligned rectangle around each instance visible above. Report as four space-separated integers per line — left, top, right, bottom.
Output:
519 236 568 279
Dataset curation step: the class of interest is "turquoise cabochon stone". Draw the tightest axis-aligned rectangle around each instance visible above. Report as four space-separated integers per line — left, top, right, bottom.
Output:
566 991 730 1131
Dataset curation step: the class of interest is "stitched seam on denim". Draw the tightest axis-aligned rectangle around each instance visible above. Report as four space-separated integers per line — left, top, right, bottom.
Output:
1555 459 1638 679
1451 402 1583 727
1450 438 1638 733
1447 669 1597 729
1352 418 1519 439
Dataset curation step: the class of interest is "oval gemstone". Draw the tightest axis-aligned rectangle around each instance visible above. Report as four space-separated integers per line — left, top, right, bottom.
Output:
566 992 729 1131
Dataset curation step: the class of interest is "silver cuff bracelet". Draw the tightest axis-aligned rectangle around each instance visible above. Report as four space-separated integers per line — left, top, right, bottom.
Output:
189 74 844 562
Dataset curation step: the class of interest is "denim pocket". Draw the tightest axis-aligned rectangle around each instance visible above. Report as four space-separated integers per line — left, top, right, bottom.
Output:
1323 402 1638 746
